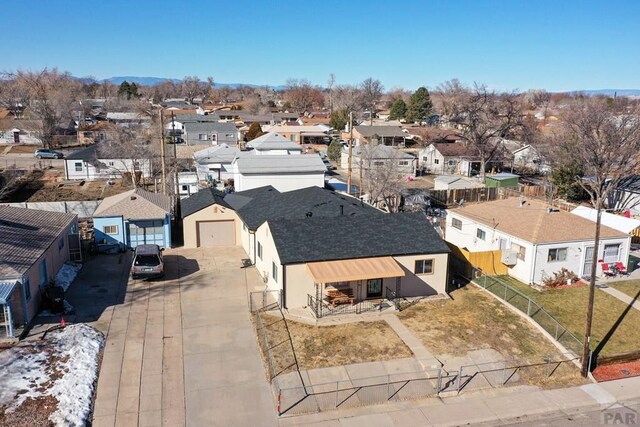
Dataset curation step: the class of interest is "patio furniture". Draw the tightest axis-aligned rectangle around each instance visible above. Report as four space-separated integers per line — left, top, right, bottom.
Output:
601 263 616 278
616 262 629 275
326 288 355 306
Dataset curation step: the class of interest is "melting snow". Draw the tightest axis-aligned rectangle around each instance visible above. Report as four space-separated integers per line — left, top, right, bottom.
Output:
0 324 105 426
54 263 82 292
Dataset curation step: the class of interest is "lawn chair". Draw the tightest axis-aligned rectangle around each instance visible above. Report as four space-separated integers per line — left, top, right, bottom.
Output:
616 262 629 275
601 263 616 278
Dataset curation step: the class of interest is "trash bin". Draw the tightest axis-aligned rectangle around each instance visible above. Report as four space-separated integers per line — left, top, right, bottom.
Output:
43 285 65 314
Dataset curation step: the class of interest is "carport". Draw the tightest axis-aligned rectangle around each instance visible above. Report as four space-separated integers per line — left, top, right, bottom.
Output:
0 281 17 338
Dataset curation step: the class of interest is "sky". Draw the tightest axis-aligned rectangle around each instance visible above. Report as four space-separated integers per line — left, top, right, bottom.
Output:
3 0 640 92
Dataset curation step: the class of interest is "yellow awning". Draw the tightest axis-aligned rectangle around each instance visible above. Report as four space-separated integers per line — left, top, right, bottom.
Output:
306 257 405 283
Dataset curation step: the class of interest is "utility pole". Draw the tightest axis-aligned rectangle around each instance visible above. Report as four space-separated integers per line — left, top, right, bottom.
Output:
171 112 178 200
347 111 353 195
160 109 167 194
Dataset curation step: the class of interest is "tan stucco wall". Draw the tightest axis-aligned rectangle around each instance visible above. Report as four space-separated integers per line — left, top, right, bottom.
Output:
254 223 283 292
283 263 317 308
183 204 242 248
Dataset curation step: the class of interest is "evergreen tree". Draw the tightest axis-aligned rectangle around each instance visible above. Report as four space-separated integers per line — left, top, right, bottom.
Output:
118 81 131 99
327 139 342 162
245 122 264 141
329 108 349 132
406 87 433 123
389 98 407 120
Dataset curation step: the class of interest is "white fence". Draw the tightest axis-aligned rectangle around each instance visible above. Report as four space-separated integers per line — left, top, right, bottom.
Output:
2 201 101 218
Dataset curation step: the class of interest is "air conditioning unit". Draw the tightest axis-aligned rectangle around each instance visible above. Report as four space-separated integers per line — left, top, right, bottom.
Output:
501 250 518 266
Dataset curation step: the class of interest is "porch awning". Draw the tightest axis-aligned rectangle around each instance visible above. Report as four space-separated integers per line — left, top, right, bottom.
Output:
0 281 17 304
305 257 405 284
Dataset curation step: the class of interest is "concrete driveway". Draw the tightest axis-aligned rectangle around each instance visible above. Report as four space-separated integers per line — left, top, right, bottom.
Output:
87 247 277 427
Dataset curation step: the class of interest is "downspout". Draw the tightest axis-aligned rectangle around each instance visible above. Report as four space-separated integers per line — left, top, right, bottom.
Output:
530 244 538 285
282 265 287 309
20 276 28 329
251 230 256 264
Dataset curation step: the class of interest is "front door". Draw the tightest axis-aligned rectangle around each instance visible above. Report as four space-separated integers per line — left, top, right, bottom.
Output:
366 278 382 298
583 246 594 277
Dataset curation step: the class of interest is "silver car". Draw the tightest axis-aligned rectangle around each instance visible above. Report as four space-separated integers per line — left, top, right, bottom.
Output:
34 149 64 159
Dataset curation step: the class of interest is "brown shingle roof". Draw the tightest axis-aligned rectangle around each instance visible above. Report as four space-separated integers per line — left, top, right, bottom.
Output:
0 206 76 277
452 198 628 244
432 142 481 157
94 188 171 220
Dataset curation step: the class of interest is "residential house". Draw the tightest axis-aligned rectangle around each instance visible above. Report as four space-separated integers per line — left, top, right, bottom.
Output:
340 144 417 177
610 175 640 216
344 125 411 147
571 206 640 243
64 143 153 181
193 143 241 184
419 140 513 177
77 122 118 146
0 206 79 339
246 132 303 155
263 124 330 145
511 144 549 175
230 153 326 192
166 113 219 136
106 112 150 127
177 172 200 199
445 197 631 284
93 188 172 251
180 186 450 310
183 121 239 145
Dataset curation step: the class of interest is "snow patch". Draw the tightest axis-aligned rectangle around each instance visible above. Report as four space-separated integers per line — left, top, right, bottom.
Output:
54 263 82 292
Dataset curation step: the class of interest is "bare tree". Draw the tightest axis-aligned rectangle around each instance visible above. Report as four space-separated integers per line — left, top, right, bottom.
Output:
359 143 406 212
284 78 324 113
97 126 154 188
327 73 336 113
1 68 82 148
452 84 524 179
332 84 363 114
550 98 640 377
531 89 553 125
434 78 466 118
181 76 213 104
359 77 384 124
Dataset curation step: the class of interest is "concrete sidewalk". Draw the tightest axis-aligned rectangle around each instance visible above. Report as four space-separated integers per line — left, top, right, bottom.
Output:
279 376 640 426
599 286 640 312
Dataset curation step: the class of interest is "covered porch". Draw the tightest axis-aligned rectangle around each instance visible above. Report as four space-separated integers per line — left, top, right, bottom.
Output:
0 281 18 339
305 257 405 318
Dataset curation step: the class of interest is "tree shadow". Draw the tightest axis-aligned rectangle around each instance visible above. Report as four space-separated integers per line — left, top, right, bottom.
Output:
592 288 640 366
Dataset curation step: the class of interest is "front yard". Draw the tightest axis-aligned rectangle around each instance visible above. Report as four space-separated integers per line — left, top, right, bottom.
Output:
486 276 640 357
610 279 640 300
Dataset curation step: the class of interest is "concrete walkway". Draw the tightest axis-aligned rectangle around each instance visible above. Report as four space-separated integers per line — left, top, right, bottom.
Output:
599 286 640 312
89 247 278 427
382 315 442 370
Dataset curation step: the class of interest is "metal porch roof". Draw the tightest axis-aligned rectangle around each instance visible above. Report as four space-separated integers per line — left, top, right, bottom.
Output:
0 281 17 304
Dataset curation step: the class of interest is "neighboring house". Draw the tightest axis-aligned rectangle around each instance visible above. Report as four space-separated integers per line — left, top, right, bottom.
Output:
64 143 153 181
345 125 411 147
231 153 326 192
106 112 150 127
484 172 520 189
610 175 640 216
193 143 241 183
177 172 200 199
433 175 484 191
340 144 417 177
180 186 450 310
0 127 42 145
77 122 118 146
571 206 640 242
445 197 631 284
93 188 172 251
419 140 513 176
166 113 219 135
246 132 303 155
263 124 330 145
512 144 549 174
0 206 79 339
183 121 238 145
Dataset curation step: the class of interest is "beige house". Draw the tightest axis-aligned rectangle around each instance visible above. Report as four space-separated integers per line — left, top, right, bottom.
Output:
0 206 79 339
181 186 450 315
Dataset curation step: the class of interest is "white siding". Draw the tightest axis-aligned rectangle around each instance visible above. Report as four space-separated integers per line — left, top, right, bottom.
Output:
65 158 152 180
234 172 325 193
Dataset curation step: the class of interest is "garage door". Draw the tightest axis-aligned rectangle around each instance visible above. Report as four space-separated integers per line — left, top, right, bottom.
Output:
197 220 235 247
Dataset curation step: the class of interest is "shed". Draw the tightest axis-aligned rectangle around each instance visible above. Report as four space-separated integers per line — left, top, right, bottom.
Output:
484 172 519 189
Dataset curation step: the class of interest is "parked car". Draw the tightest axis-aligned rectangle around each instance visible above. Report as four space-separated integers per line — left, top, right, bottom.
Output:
130 244 164 280
34 149 64 159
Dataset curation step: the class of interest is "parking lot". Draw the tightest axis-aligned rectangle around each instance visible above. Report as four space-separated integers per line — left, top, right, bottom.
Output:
68 247 277 427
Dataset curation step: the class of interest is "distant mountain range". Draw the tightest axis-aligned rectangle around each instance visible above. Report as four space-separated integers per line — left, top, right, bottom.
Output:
569 89 640 97
101 76 285 90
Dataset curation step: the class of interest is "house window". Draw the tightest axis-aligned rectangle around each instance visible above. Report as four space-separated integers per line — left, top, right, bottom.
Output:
272 262 278 282
199 133 208 140
448 160 457 166
373 161 384 166
39 259 48 286
257 242 263 260
548 247 568 262
83 132 92 137
422 156 427 161
108 161 115 167
399 160 409 166
181 185 189 191
434 159 440 165
414 259 434 274
603 244 620 263
75 162 83 172
476 228 486 240
104 225 118 235
24 278 31 300
452 218 462 230
58 237 64 251
226 133 234 138
210 134 217 142
512 243 526 261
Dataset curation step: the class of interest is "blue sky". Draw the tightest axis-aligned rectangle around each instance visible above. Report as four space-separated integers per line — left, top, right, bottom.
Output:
3 0 639 92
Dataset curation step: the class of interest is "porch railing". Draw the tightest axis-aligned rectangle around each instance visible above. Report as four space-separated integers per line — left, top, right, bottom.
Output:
307 294 393 318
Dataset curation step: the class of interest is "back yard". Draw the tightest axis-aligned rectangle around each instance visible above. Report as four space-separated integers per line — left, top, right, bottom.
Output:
483 276 640 358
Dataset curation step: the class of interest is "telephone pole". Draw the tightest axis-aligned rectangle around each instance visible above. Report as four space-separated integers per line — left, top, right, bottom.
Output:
159 109 167 194
346 112 354 195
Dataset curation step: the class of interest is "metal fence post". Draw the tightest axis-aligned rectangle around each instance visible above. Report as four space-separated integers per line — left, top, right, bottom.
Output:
436 368 442 395
457 366 463 393
262 291 266 310
554 323 559 340
387 374 391 400
527 299 531 316
504 283 508 301
335 381 339 408
502 360 507 384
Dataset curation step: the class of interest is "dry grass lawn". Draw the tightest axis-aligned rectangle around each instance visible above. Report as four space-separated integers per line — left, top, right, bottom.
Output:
610 279 640 300
398 286 586 388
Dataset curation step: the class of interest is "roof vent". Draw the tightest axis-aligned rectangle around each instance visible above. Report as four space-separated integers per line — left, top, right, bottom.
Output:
130 196 137 200
546 207 559 213
306 212 313 218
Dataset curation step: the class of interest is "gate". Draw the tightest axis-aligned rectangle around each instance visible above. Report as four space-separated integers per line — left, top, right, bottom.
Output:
68 233 82 262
